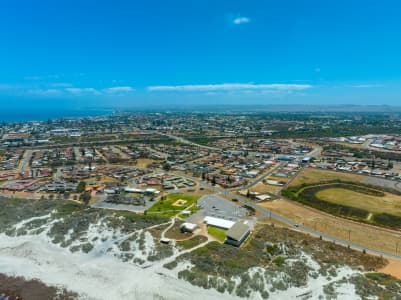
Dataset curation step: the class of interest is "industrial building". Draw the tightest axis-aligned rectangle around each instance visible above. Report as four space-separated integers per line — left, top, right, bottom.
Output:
225 222 251 247
204 216 235 230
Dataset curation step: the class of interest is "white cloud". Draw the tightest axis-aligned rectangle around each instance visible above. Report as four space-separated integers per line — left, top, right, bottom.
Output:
350 84 383 88
50 83 73 87
24 74 62 81
65 87 100 95
148 83 312 92
233 17 250 25
24 76 43 81
64 86 135 96
103 86 135 93
26 89 62 96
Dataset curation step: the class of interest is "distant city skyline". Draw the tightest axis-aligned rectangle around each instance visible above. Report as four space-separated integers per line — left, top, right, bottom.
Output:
1 0 401 109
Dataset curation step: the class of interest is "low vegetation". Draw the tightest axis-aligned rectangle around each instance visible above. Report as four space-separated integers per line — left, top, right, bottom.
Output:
165 224 398 299
0 197 172 263
176 235 208 250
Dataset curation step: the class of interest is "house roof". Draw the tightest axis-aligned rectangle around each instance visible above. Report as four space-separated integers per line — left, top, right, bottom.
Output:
226 222 250 242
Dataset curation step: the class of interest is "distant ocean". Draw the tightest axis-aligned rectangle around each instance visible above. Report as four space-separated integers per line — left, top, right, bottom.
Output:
0 108 114 123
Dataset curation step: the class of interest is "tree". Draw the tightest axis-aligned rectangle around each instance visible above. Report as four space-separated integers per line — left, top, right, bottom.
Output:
80 192 91 205
76 181 87 193
211 176 216 186
162 162 171 171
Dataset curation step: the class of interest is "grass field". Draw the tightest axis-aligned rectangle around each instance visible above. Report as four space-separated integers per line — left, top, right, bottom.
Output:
316 188 401 217
147 193 200 217
290 168 366 186
207 226 226 242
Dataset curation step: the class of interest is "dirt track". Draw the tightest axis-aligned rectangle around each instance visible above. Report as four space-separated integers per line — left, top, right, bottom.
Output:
379 259 401 280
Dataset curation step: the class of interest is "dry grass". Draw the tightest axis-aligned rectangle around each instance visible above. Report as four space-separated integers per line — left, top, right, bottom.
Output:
165 219 194 240
258 199 401 257
257 217 292 228
135 158 157 168
268 176 291 183
290 168 366 186
334 142 368 149
250 182 280 194
183 188 214 197
316 188 401 216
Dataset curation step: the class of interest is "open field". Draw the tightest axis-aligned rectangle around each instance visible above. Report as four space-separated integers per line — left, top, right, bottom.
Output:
316 188 401 217
290 168 366 186
258 199 401 257
251 182 282 194
135 158 157 168
268 175 291 183
334 142 368 150
147 193 200 217
285 181 401 229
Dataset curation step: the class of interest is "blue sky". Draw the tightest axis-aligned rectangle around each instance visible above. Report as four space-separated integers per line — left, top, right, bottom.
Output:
1 0 401 109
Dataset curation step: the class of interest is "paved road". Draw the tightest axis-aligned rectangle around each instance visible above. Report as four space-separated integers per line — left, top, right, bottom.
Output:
73 147 83 162
307 146 323 158
18 149 32 174
176 172 401 261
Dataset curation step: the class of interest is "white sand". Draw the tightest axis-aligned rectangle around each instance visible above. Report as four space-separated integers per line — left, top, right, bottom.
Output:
0 232 239 300
0 216 364 300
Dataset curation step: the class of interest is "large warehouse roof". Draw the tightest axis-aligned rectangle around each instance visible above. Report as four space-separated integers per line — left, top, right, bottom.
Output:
226 222 251 242
204 216 235 229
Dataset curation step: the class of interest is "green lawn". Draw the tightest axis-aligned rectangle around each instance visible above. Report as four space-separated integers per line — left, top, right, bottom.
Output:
147 193 200 217
207 226 227 243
